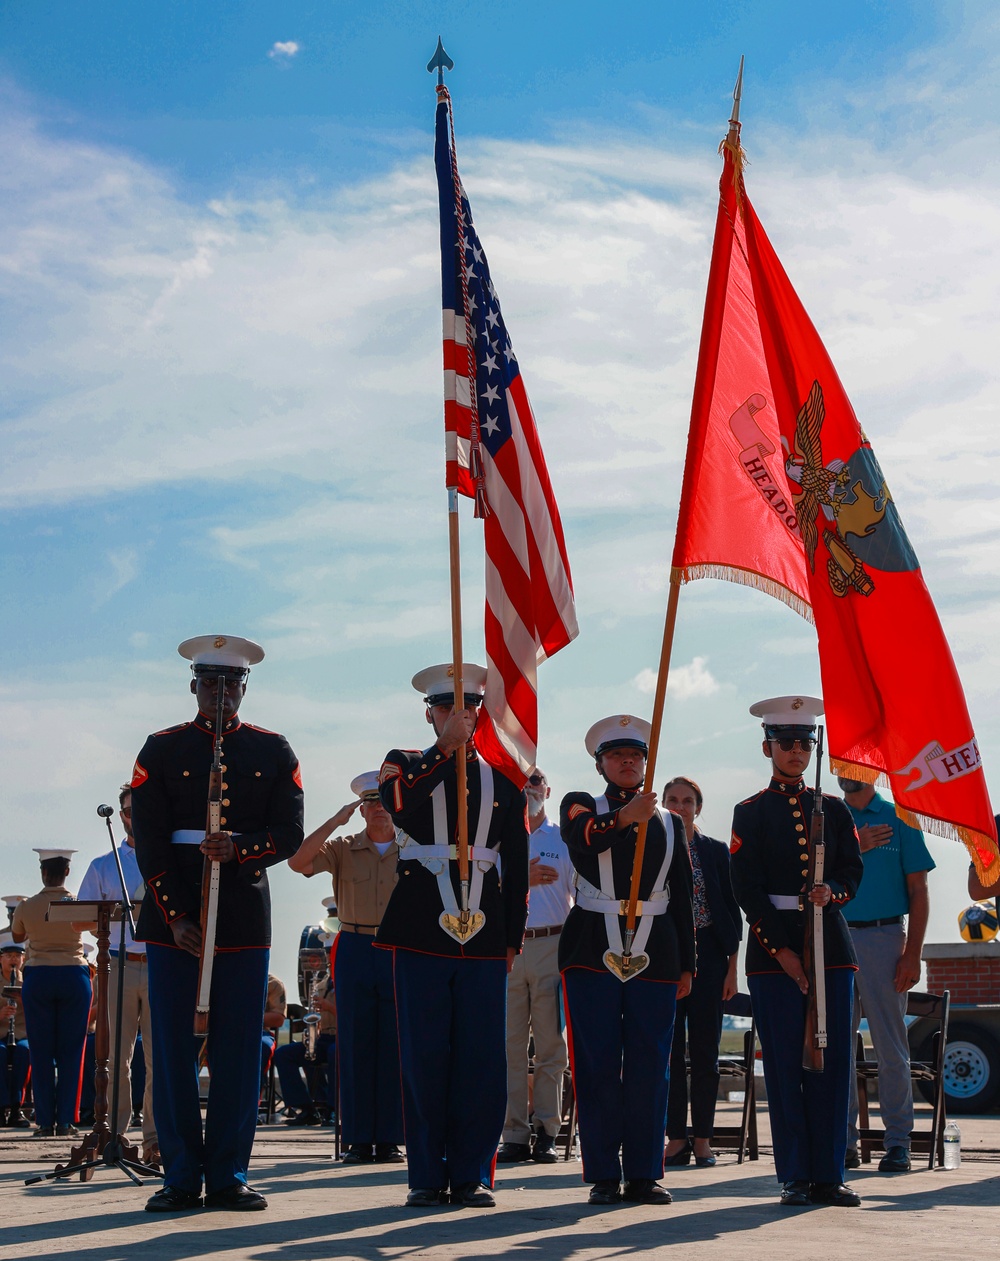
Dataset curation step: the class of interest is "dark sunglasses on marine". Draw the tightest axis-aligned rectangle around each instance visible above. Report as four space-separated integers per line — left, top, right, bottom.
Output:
772 737 816 752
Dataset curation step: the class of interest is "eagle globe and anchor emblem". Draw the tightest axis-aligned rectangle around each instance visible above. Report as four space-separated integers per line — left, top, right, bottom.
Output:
782 380 918 596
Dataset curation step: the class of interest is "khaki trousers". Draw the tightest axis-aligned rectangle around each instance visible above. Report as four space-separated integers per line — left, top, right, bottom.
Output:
107 955 156 1146
503 934 567 1142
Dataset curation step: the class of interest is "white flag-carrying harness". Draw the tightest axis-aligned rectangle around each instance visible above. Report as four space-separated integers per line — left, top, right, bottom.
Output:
573 794 673 972
395 759 498 932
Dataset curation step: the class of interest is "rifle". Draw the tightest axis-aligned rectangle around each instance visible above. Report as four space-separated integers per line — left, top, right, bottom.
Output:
801 725 828 1073
193 677 227 1036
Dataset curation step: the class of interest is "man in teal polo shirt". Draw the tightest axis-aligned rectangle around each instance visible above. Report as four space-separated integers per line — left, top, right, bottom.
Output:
838 777 935 1173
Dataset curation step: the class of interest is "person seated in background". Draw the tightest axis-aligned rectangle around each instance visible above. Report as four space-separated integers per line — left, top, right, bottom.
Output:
260 974 287 1107
275 972 337 1127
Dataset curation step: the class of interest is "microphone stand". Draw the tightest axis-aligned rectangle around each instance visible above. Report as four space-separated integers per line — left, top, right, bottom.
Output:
25 808 162 1187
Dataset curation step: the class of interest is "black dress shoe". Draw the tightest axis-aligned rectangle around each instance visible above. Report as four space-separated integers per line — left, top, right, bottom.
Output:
779 1180 811 1207
145 1186 203 1213
33 1126 54 1138
663 1140 692 1167
878 1145 911 1173
204 1184 268 1211
405 1187 449 1207
532 1133 559 1163
844 1147 861 1169
7 1110 30 1129
623 1179 672 1204
341 1144 375 1164
375 1143 404 1162
809 1182 861 1207
285 1109 319 1127
496 1141 533 1163
588 1180 622 1205
56 1125 79 1138
450 1182 496 1207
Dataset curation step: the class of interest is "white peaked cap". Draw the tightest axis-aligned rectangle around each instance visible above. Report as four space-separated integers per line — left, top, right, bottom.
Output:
749 695 824 727
350 771 381 798
322 897 338 910
411 662 488 702
585 715 652 758
33 849 76 861
178 635 265 669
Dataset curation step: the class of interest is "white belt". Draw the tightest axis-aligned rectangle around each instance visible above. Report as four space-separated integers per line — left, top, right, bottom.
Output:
171 829 204 845
575 876 670 917
171 829 241 846
768 894 801 910
396 840 499 876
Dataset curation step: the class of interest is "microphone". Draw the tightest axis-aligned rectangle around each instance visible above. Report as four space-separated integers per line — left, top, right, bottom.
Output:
97 804 115 818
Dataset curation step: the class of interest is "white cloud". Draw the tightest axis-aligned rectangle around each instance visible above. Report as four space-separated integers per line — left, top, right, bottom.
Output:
634 656 720 701
267 41 300 60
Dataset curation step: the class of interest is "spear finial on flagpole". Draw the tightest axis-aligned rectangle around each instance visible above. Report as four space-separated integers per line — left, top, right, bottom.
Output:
427 36 455 86
728 55 745 137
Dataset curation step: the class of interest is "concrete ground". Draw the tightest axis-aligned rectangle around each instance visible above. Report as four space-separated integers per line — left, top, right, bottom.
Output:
1 1103 997 1261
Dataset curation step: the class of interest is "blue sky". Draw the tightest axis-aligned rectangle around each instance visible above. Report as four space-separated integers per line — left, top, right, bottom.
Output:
2 1 998 985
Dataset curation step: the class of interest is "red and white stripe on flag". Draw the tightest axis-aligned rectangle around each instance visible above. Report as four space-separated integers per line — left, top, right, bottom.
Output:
436 87 578 786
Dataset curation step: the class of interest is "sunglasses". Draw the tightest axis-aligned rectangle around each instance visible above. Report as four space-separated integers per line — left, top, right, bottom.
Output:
527 774 546 786
772 737 816 753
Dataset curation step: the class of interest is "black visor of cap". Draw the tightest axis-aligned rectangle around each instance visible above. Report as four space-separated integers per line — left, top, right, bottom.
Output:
193 664 249 680
425 693 484 707
596 738 649 756
763 723 817 740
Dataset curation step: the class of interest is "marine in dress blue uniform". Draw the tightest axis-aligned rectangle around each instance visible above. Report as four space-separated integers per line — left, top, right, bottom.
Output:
376 663 529 1208
729 695 863 1208
131 635 304 1213
0 930 31 1127
559 715 695 1207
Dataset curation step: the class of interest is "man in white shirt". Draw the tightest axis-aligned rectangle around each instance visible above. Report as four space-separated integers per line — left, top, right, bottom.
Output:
497 768 576 1163
78 784 157 1163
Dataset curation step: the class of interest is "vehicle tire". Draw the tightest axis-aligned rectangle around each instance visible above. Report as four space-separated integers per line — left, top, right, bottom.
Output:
917 1023 1000 1113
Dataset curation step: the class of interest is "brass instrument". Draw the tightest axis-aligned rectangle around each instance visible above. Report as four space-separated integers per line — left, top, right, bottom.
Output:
298 947 329 1062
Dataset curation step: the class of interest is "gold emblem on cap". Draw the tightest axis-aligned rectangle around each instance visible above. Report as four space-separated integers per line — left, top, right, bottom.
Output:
791 697 803 710
619 716 630 727
214 636 227 648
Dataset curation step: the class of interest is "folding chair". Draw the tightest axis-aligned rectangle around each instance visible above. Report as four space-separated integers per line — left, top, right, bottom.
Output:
855 989 950 1169
711 992 759 1162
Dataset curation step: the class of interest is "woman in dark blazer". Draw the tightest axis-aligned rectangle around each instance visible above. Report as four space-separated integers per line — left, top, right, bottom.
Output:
662 777 742 1167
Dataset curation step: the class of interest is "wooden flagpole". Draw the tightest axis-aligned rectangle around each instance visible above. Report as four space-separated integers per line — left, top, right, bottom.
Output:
615 574 681 972
429 38 471 926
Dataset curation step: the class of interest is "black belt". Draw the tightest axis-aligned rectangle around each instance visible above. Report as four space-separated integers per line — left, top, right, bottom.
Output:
339 923 379 936
847 915 903 929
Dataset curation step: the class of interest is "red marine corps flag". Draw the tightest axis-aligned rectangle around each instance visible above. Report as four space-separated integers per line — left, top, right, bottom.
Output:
671 76 998 878
432 49 577 785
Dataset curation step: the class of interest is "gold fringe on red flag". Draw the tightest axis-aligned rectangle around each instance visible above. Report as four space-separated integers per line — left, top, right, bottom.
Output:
671 563 813 624
719 130 748 215
831 756 1000 884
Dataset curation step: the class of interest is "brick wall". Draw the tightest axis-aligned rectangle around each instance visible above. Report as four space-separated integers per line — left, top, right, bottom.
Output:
922 943 1000 1005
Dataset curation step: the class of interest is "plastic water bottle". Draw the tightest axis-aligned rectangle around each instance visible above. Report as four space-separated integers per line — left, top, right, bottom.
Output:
943 1121 961 1169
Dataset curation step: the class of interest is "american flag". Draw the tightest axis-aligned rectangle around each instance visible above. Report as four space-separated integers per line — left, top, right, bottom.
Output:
435 86 578 786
